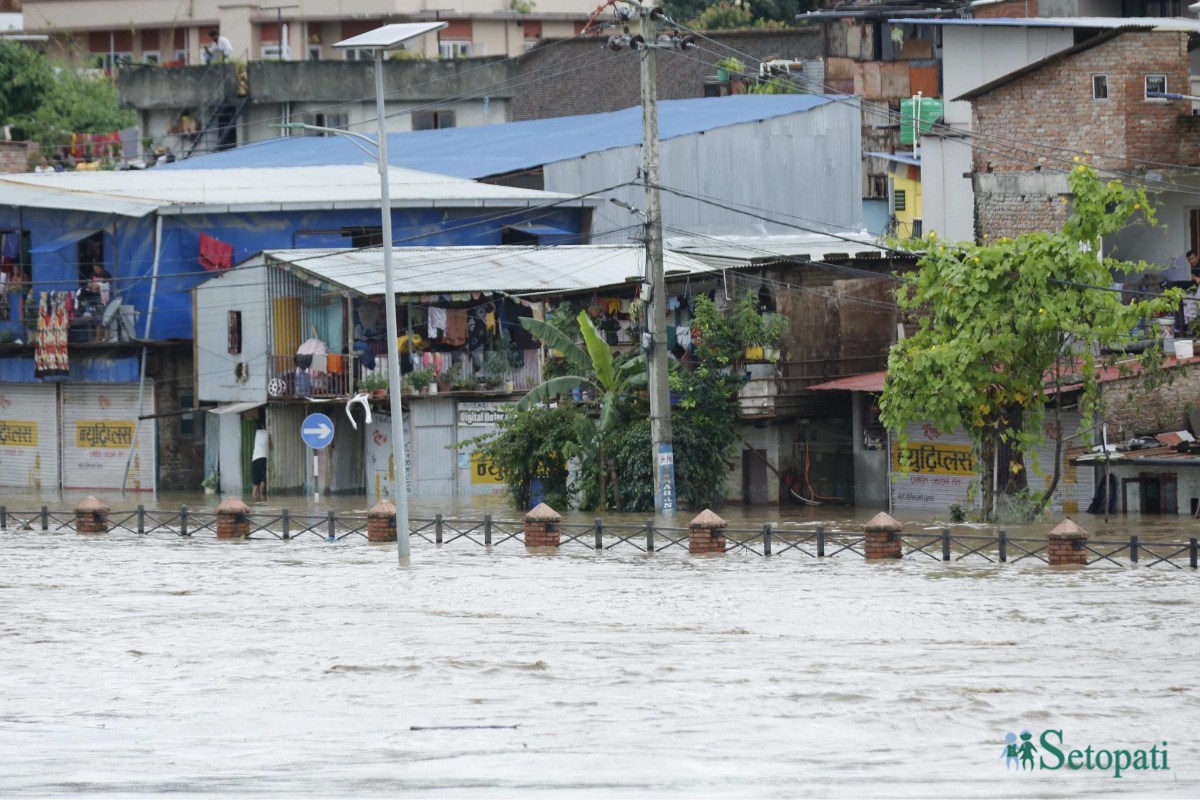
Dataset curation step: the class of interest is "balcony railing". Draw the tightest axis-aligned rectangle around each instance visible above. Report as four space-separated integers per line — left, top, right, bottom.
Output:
265 349 543 400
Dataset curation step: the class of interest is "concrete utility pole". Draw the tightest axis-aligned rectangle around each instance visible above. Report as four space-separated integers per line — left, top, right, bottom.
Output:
636 6 675 514
608 4 693 511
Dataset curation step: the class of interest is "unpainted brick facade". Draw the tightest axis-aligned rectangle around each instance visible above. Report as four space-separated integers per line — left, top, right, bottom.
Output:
971 31 1200 240
0 141 36 173
1102 360 1200 438
513 29 822 121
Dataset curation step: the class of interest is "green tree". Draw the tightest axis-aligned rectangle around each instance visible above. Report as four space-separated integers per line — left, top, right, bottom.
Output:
670 0 813 29
879 163 1178 521
18 68 135 153
0 41 135 153
0 40 54 124
467 403 584 511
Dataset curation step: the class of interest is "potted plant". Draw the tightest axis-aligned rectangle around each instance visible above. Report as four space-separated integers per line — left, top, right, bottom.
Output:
408 368 434 394
452 376 476 393
715 56 745 83
201 468 219 495
479 351 511 389
358 372 388 398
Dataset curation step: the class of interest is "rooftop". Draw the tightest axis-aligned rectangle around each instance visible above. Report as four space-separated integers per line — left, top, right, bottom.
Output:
888 15 1200 32
0 165 585 218
246 245 717 296
163 95 839 179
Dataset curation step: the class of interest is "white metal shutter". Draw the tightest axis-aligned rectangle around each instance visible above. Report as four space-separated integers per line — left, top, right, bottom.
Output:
410 399 456 496
455 401 508 497
1028 409 1094 515
0 383 59 490
60 383 156 492
889 422 977 512
890 414 1096 514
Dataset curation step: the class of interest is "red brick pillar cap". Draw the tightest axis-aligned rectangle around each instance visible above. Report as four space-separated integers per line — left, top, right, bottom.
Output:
217 497 250 514
369 499 396 515
864 511 903 533
525 502 561 522
689 509 726 529
76 495 110 514
1049 518 1088 539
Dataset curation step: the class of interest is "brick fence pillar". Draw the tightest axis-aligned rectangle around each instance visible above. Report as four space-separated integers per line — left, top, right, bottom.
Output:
75 495 110 534
524 502 561 548
367 499 397 543
688 509 727 554
864 511 903 560
1048 518 1088 566
216 497 251 540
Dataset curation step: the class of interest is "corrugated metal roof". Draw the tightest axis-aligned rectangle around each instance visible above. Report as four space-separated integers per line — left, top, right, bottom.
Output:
250 245 716 296
163 95 837 178
807 372 886 392
665 231 888 267
889 16 1200 31
0 165 581 218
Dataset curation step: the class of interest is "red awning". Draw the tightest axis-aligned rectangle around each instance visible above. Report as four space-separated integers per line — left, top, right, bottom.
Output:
807 371 886 392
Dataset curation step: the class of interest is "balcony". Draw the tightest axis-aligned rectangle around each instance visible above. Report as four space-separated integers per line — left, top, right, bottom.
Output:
264 348 544 400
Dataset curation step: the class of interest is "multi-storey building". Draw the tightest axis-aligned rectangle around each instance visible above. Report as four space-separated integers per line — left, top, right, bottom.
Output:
19 0 590 66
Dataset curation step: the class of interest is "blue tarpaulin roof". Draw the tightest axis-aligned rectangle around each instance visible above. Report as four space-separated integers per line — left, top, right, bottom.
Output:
164 95 836 179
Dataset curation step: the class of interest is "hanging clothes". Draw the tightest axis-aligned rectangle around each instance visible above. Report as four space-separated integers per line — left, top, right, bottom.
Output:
34 292 70 378
443 308 468 346
468 306 487 351
427 306 447 338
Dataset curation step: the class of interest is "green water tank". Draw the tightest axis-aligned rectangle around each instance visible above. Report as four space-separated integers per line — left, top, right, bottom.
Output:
900 97 944 146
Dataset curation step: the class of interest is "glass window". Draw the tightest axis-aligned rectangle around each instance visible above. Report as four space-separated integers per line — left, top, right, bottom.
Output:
1092 74 1108 100
1145 74 1168 99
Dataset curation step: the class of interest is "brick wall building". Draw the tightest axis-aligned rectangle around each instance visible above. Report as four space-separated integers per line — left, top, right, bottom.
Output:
963 30 1200 239
512 28 822 120
0 141 35 173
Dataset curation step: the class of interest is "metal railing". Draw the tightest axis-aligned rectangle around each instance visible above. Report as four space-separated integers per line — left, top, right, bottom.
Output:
3 506 1198 569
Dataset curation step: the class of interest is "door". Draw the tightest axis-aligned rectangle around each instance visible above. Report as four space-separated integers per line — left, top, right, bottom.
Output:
0 383 59 491
742 449 769 505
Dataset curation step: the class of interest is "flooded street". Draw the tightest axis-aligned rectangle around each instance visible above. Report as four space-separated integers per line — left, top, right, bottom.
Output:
1 491 1198 796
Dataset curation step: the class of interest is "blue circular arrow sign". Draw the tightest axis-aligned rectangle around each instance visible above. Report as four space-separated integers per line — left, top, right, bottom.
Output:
300 413 335 449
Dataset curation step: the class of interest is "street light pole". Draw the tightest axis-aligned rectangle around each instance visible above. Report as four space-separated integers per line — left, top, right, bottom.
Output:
271 113 411 562
372 49 412 562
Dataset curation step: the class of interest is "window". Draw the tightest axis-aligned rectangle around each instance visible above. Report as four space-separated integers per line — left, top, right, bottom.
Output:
78 232 105 285
93 51 133 70
894 189 907 212
178 391 201 438
174 48 189 63
439 40 473 59
303 112 349 133
308 44 322 61
1145 74 1168 99
412 110 456 131
228 310 242 354
261 43 284 59
1092 74 1108 100
143 50 161 65
341 226 383 247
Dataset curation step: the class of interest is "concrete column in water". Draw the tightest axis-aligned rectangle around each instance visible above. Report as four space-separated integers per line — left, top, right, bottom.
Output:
864 512 903 560
367 500 397 543
524 503 562 549
688 509 727 554
216 497 251 540
75 495 110 534
1047 518 1088 566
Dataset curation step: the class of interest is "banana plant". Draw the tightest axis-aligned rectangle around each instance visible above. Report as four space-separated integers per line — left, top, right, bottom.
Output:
518 310 646 430
519 310 647 510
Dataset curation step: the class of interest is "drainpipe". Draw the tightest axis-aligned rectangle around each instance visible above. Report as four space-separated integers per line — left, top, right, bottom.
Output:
121 214 162 493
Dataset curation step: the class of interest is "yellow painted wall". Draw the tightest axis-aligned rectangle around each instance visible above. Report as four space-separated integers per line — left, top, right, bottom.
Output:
893 166 922 239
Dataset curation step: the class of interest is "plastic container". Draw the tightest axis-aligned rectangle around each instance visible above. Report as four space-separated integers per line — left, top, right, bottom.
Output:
1174 339 1194 359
